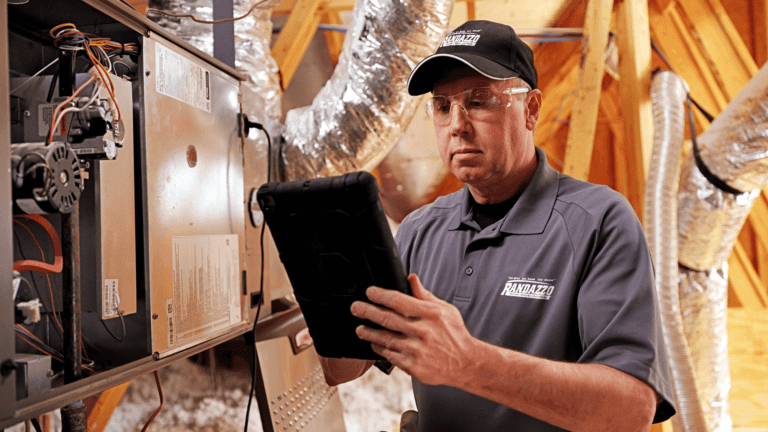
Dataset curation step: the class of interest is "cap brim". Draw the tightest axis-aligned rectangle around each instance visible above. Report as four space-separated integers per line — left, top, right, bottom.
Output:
407 53 520 96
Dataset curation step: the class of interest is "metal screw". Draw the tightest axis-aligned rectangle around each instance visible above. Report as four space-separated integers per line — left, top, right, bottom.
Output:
23 110 30 117
152 352 160 360
152 313 159 320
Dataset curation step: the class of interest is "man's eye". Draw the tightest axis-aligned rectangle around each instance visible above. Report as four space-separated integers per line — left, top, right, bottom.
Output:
467 99 489 109
433 100 451 113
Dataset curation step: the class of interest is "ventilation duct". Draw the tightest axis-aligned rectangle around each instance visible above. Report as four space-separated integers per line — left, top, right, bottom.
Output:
281 0 453 181
646 70 708 432
149 0 283 121
647 63 768 431
673 62 768 432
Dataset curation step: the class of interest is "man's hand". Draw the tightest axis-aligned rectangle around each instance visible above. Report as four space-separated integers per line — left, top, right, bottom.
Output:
350 273 478 387
351 274 657 432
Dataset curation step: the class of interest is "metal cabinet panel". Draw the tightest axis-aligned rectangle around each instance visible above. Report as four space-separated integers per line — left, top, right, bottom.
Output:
140 34 247 358
0 0 17 421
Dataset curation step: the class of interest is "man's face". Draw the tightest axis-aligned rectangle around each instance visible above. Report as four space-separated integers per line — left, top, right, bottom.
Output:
431 67 540 201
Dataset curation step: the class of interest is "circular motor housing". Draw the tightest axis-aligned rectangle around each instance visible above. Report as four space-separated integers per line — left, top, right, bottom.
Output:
11 142 83 214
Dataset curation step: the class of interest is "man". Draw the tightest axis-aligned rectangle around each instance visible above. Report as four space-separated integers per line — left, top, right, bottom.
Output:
320 20 676 431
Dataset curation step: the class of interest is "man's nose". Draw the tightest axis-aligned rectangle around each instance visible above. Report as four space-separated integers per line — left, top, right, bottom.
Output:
448 102 470 133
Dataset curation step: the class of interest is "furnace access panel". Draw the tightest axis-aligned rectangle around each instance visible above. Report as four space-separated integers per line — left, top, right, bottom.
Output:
1 0 269 425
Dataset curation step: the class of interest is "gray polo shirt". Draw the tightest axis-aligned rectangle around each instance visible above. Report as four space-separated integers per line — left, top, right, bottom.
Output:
395 147 676 431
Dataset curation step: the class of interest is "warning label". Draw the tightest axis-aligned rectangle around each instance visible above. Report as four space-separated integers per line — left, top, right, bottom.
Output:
104 279 120 317
155 43 212 113
171 235 240 347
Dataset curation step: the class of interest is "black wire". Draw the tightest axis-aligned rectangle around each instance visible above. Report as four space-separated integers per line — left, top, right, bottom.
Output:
30 417 43 432
650 37 715 123
100 309 126 341
244 123 271 432
14 326 65 359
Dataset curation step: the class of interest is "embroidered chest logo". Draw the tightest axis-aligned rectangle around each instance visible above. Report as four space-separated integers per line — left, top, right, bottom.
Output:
500 277 556 300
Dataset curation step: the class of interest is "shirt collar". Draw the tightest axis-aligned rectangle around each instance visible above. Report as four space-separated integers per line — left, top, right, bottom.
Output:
448 147 559 234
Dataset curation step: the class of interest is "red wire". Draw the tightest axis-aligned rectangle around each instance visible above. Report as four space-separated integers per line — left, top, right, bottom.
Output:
13 215 63 274
141 371 164 432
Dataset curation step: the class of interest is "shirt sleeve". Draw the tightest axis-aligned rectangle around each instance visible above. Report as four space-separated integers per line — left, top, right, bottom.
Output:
575 196 676 423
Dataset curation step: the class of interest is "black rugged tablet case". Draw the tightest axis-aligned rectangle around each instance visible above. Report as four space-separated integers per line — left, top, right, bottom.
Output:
256 171 411 360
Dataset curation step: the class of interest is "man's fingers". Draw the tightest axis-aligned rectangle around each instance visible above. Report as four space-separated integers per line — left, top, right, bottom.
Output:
356 325 404 351
351 300 412 334
364 276 438 318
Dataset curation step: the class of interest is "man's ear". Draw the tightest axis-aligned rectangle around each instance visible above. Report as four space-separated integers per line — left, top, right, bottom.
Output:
525 89 542 131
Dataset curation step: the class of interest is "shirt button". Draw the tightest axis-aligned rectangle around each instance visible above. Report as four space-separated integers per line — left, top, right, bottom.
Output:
465 267 473 275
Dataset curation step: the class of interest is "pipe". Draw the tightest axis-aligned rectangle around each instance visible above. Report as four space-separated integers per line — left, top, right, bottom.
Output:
62 206 82 384
645 71 707 432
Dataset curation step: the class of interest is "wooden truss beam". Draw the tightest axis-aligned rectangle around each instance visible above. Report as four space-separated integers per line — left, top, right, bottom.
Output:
563 0 614 181
86 382 131 432
617 0 653 221
728 241 768 309
271 0 324 89
753 0 768 66
322 11 344 66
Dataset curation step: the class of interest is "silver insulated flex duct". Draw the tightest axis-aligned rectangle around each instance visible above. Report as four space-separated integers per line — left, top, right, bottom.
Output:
149 0 283 121
645 71 708 432
281 0 453 181
673 61 768 432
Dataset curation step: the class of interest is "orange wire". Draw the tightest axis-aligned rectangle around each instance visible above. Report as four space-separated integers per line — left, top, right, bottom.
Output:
16 331 93 373
13 215 63 274
13 217 67 337
141 371 164 432
13 220 47 265
46 75 97 145
17 325 45 345
15 333 64 364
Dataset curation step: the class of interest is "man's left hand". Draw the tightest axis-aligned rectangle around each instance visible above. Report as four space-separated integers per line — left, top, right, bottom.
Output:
351 273 477 387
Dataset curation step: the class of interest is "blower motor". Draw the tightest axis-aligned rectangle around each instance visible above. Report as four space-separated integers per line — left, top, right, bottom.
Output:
11 142 83 214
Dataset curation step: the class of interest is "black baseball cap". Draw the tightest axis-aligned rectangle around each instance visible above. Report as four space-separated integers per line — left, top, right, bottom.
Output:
407 20 538 95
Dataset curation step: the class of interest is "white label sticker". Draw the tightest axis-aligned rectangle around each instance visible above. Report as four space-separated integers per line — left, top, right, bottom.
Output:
171 235 240 346
104 279 120 317
38 103 64 137
155 43 212 113
167 299 175 347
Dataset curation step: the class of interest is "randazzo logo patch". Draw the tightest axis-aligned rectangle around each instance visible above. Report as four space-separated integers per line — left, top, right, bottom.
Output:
440 31 481 48
500 277 556 300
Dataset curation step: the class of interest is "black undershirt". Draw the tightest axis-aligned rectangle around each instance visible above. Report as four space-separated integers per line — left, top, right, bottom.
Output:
471 193 520 230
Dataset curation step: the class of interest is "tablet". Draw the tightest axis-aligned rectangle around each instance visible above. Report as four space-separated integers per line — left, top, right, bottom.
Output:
256 171 411 360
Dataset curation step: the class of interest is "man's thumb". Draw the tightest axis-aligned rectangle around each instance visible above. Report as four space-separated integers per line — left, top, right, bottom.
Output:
408 274 433 301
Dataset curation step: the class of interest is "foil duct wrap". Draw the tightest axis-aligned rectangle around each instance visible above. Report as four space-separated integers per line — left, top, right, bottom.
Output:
696 63 768 193
149 0 282 121
281 0 453 181
677 156 760 270
678 265 732 432
645 71 708 432
678 62 768 270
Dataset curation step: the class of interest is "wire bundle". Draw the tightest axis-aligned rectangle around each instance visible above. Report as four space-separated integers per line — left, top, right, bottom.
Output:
45 23 136 145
